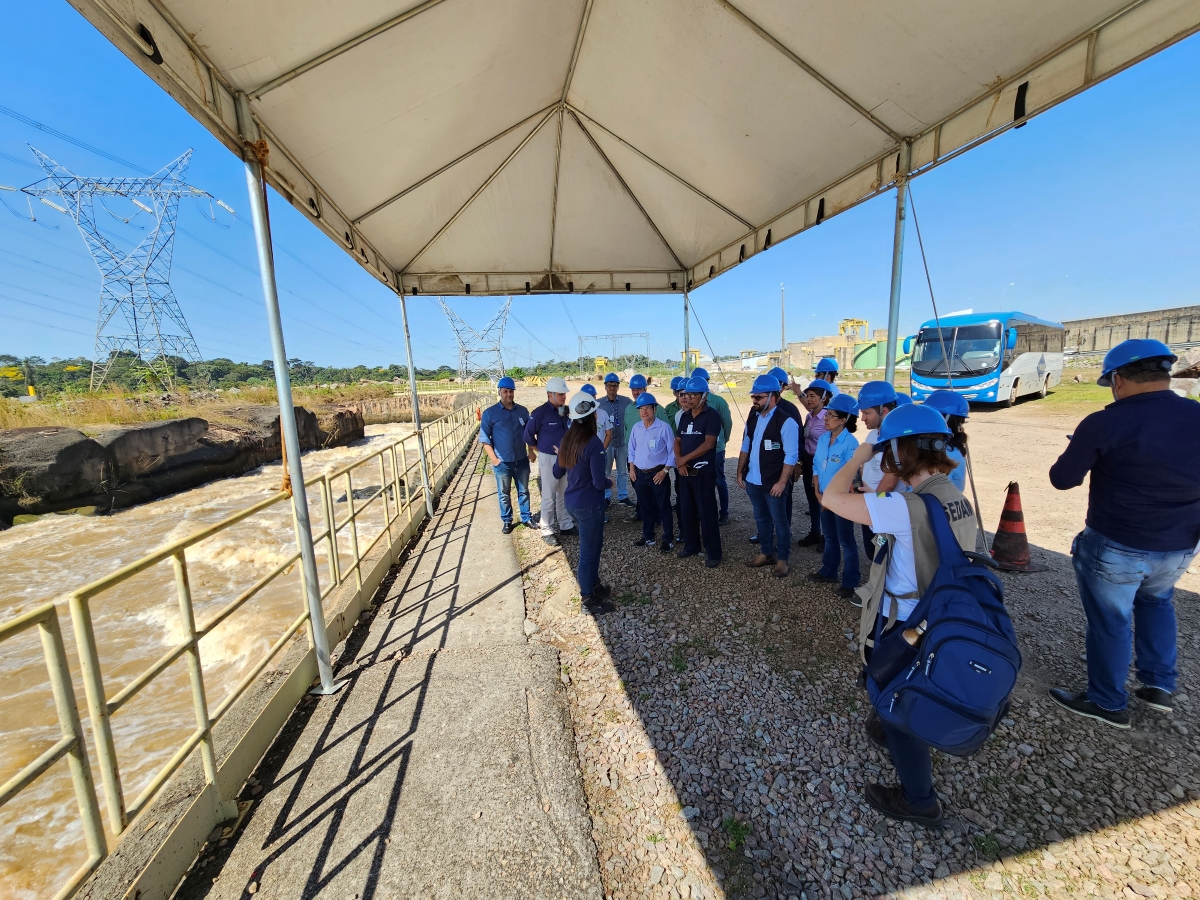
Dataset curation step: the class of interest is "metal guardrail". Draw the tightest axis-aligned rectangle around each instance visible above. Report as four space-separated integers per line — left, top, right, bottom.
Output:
412 379 490 393
0 402 482 898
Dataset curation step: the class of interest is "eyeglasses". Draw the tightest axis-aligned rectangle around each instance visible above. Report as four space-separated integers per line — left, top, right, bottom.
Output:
750 393 768 401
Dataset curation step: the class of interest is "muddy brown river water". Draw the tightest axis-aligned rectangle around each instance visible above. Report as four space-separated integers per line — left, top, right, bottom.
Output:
0 424 415 899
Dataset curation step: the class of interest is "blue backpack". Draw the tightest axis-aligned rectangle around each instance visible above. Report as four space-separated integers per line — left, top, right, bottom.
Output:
873 493 1022 757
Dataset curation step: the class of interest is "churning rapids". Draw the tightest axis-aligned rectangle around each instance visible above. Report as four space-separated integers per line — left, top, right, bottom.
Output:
0 423 417 899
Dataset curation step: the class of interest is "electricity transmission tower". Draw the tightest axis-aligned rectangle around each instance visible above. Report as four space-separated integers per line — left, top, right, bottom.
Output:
577 333 651 377
438 297 511 383
23 148 206 390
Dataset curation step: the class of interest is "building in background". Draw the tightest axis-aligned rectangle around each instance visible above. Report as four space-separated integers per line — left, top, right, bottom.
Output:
786 319 909 371
1063 305 1200 356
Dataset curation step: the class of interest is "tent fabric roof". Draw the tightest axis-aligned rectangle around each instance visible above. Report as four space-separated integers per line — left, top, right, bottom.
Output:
75 0 1200 295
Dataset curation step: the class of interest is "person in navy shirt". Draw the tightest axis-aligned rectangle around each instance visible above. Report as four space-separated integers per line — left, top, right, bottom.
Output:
522 376 574 544
674 376 723 567
737 374 799 577
479 376 533 534
1048 340 1200 728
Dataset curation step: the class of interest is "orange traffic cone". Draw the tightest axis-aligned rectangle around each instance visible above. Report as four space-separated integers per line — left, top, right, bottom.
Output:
990 482 1047 572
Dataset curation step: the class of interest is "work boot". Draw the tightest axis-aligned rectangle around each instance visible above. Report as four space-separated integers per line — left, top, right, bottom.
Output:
864 783 944 829
677 548 699 559
582 595 615 615
745 553 776 568
593 584 612 601
797 532 822 548
1136 686 1173 713
835 586 857 601
659 540 674 553
502 522 514 534
806 572 838 584
1048 688 1130 729
772 560 789 578
704 557 721 568
718 513 730 526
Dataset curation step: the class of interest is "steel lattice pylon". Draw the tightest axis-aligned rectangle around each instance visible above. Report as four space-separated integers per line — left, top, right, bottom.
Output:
23 148 206 390
437 296 511 383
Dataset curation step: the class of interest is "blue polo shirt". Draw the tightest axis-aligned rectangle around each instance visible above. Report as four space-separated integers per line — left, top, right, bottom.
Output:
945 446 966 491
522 401 569 454
739 406 799 486
1049 390 1200 552
814 428 859 492
479 401 530 463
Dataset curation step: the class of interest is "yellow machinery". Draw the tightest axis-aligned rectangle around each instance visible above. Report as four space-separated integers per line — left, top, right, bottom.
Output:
593 356 608 373
838 318 869 342
681 348 700 370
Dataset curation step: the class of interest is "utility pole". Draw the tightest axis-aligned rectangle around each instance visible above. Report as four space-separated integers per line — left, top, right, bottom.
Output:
780 283 786 369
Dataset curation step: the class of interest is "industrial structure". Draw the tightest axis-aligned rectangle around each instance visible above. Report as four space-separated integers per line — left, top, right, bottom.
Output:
22 149 206 390
438 296 512 383
577 333 651 377
1063 305 1200 355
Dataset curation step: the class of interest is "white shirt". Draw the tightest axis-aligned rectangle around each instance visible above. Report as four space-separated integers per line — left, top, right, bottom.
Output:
863 492 920 620
595 407 611 436
861 429 885 490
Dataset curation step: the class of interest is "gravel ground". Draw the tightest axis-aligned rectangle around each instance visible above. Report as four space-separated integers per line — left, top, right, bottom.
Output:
505 412 1200 900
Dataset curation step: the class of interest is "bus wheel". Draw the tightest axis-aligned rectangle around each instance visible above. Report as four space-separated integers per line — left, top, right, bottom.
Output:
1038 375 1049 399
1002 380 1019 408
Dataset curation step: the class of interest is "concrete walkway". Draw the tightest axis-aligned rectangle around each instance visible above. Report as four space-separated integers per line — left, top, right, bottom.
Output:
180 448 603 900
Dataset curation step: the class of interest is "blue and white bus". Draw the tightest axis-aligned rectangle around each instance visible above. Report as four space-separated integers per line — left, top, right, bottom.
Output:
904 311 1065 406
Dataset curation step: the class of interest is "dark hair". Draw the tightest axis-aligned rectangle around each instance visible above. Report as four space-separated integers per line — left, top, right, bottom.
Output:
825 410 858 434
946 414 968 453
1114 357 1173 383
880 436 954 482
557 413 596 469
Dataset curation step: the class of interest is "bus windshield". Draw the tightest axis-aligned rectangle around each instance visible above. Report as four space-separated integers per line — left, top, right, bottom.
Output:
911 322 1002 376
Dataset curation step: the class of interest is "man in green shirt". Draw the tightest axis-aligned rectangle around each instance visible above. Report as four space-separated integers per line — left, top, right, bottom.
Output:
690 368 734 525
664 376 685 433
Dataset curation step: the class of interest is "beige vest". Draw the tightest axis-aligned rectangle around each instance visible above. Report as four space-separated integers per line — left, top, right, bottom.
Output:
855 474 977 662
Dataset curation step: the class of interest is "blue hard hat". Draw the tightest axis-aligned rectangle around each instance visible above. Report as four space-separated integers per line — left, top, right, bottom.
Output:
629 373 648 390
804 379 835 395
1097 339 1176 386
815 357 839 373
826 393 859 416
683 376 709 394
923 389 970 418
496 376 516 390
579 383 597 396
604 372 620 383
876 403 951 444
691 367 710 380
894 391 912 406
635 392 658 408
857 380 897 408
670 376 685 391
767 366 790 386
751 374 781 394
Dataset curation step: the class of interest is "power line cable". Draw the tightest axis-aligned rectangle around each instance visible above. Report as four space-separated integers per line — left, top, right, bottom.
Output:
508 309 560 359
687 301 744 423
0 104 149 173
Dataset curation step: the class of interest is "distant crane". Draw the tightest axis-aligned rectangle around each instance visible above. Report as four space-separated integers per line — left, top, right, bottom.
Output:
22 148 206 390
438 297 511 383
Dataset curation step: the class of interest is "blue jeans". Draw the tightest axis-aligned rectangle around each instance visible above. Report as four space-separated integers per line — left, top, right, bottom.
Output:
868 671 936 808
1072 527 1197 710
569 504 606 597
715 450 729 519
604 443 629 501
492 459 530 524
818 506 860 589
746 481 790 561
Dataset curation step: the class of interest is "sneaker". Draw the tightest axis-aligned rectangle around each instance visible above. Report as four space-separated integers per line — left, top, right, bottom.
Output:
582 596 615 615
864 783 944 829
1048 688 1130 729
1135 686 1173 713
797 532 822 548
659 541 674 553
704 557 721 568
772 560 789 578
865 712 888 749
835 586 856 600
620 497 637 508
745 553 777 568
806 572 838 584
676 548 699 559
502 522 514 534
542 533 558 546
718 513 730 526
632 537 656 547
520 519 537 529
748 534 760 543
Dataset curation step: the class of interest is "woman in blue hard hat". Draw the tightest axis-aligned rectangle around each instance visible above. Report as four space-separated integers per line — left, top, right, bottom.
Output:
737 374 799 577
553 391 615 614
627 392 676 552
821 404 979 827
807 392 860 597
854 380 900 549
796 379 835 549
922 390 970 491
813 357 841 394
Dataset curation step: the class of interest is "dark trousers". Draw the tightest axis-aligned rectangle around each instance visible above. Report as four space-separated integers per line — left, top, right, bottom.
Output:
715 450 729 519
799 448 821 536
568 503 605 597
678 464 721 561
868 671 936 807
819 506 860 589
633 467 673 542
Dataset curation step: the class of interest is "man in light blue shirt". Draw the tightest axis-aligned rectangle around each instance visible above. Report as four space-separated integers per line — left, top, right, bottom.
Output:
627 393 677 551
736 375 799 577
479 376 533 533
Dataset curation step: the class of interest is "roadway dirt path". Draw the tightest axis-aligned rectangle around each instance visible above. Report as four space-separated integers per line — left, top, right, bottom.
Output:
511 385 1200 900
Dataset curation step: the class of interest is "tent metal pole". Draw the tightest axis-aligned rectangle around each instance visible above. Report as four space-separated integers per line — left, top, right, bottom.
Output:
399 293 436 519
241 154 341 696
884 142 912 385
683 283 691 377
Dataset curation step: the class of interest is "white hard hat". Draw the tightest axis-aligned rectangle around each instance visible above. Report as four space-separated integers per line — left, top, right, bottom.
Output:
546 376 569 393
567 391 598 420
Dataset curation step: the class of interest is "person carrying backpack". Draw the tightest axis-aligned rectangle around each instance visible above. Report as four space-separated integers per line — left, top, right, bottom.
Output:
822 404 1019 827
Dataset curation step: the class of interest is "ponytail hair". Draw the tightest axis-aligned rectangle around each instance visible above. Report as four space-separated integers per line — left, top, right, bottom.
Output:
845 414 858 434
946 414 968 453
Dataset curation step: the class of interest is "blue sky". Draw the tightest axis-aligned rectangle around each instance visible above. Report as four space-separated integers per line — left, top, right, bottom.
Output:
1 5 1198 371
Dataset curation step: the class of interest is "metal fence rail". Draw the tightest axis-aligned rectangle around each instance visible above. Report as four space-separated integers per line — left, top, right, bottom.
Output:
412 379 491 393
0 402 482 898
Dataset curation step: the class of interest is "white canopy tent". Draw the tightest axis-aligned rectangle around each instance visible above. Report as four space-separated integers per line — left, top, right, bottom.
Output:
70 0 1200 298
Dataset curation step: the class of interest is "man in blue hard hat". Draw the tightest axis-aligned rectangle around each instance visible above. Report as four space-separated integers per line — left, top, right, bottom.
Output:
745 366 803 544
480 376 534 534
737 374 799 577
813 357 841 395
674 376 723 567
1048 339 1200 728
622 374 671 522
689 367 734 525
596 373 633 508
627 392 676 552
523 375 574 544
665 375 686 432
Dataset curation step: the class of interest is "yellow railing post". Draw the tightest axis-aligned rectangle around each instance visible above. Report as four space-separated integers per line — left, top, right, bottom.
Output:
319 476 341 588
171 551 220 791
343 471 362 590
